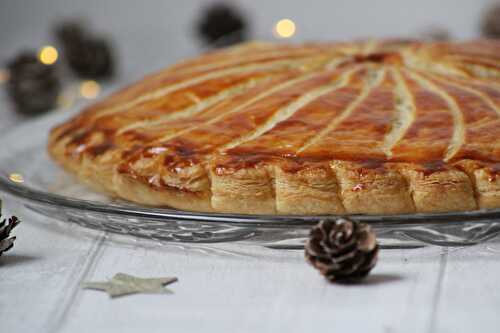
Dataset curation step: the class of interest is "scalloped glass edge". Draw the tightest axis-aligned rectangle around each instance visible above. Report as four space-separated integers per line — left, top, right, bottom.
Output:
3 172 500 227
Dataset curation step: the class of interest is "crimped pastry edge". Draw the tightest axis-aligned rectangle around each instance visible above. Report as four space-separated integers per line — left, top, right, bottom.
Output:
48 132 500 215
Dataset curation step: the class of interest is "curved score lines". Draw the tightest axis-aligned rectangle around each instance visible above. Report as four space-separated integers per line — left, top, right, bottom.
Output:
219 67 359 152
297 66 386 153
452 59 500 80
423 72 500 118
169 45 330 75
324 55 352 70
403 49 469 80
405 69 465 162
92 57 323 121
382 68 416 157
115 61 357 140
152 70 329 145
115 76 271 135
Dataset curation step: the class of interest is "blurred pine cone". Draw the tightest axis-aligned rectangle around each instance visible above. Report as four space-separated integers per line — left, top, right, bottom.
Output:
6 52 60 115
56 21 114 79
481 3 500 38
196 3 248 47
55 21 86 44
305 218 378 282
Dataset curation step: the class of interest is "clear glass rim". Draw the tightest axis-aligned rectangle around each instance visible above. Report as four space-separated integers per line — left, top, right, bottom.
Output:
2 170 500 228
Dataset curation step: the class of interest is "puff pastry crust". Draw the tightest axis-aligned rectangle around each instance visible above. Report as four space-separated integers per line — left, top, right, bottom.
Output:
49 39 500 215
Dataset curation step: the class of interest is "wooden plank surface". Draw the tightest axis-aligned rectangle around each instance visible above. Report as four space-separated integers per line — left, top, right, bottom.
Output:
431 244 500 332
0 200 105 333
5 198 500 333
59 244 439 333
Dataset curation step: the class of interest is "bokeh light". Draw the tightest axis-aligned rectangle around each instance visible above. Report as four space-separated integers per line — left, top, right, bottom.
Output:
38 46 59 65
57 87 78 109
274 19 296 38
9 173 24 183
80 80 101 99
0 69 9 84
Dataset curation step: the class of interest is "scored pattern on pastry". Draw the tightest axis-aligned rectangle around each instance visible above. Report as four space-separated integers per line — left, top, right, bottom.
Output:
49 39 500 215
407 70 466 162
381 68 416 157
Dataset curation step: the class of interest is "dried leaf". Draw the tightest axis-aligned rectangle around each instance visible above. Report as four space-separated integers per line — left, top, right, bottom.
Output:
82 273 178 298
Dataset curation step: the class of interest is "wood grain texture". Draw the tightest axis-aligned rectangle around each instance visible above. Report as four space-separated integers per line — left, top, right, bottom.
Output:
2 200 500 333
0 201 106 333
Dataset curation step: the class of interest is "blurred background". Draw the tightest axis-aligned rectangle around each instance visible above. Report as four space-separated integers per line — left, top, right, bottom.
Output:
1 0 497 77
0 0 499 128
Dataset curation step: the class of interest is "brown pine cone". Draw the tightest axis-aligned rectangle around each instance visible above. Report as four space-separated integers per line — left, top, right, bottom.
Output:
196 3 248 48
481 3 500 39
55 21 114 79
6 52 61 115
305 218 378 282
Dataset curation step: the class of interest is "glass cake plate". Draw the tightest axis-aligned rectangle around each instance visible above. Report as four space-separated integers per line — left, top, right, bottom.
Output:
1 109 500 249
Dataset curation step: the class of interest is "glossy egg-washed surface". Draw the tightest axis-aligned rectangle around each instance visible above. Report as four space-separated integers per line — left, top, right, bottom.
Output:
49 40 500 214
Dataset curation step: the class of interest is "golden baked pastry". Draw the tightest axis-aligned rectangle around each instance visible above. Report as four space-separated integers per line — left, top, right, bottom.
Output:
49 39 500 215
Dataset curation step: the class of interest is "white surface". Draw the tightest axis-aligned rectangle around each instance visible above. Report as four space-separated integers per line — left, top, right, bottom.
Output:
2 1 500 331
2 201 500 333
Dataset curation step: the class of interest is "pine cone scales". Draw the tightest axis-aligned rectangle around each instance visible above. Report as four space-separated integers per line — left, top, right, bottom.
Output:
197 3 247 48
0 216 20 256
482 3 500 38
55 22 114 79
64 37 113 78
305 218 378 282
6 53 60 115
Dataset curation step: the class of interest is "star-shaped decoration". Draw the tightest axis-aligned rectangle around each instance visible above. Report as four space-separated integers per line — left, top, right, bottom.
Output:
82 273 178 298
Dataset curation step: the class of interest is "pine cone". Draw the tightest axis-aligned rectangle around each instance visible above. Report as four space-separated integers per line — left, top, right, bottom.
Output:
481 3 500 39
0 216 20 256
305 218 378 282
56 21 114 79
6 52 61 115
55 21 86 45
196 3 248 47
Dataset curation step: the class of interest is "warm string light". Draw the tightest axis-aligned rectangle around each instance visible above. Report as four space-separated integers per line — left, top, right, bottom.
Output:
55 80 103 110
7 44 106 111
57 85 79 109
9 173 24 183
80 80 101 99
0 69 9 84
274 18 296 38
38 46 59 65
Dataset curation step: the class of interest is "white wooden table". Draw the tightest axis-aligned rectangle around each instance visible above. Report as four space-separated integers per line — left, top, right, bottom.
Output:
2 198 500 333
